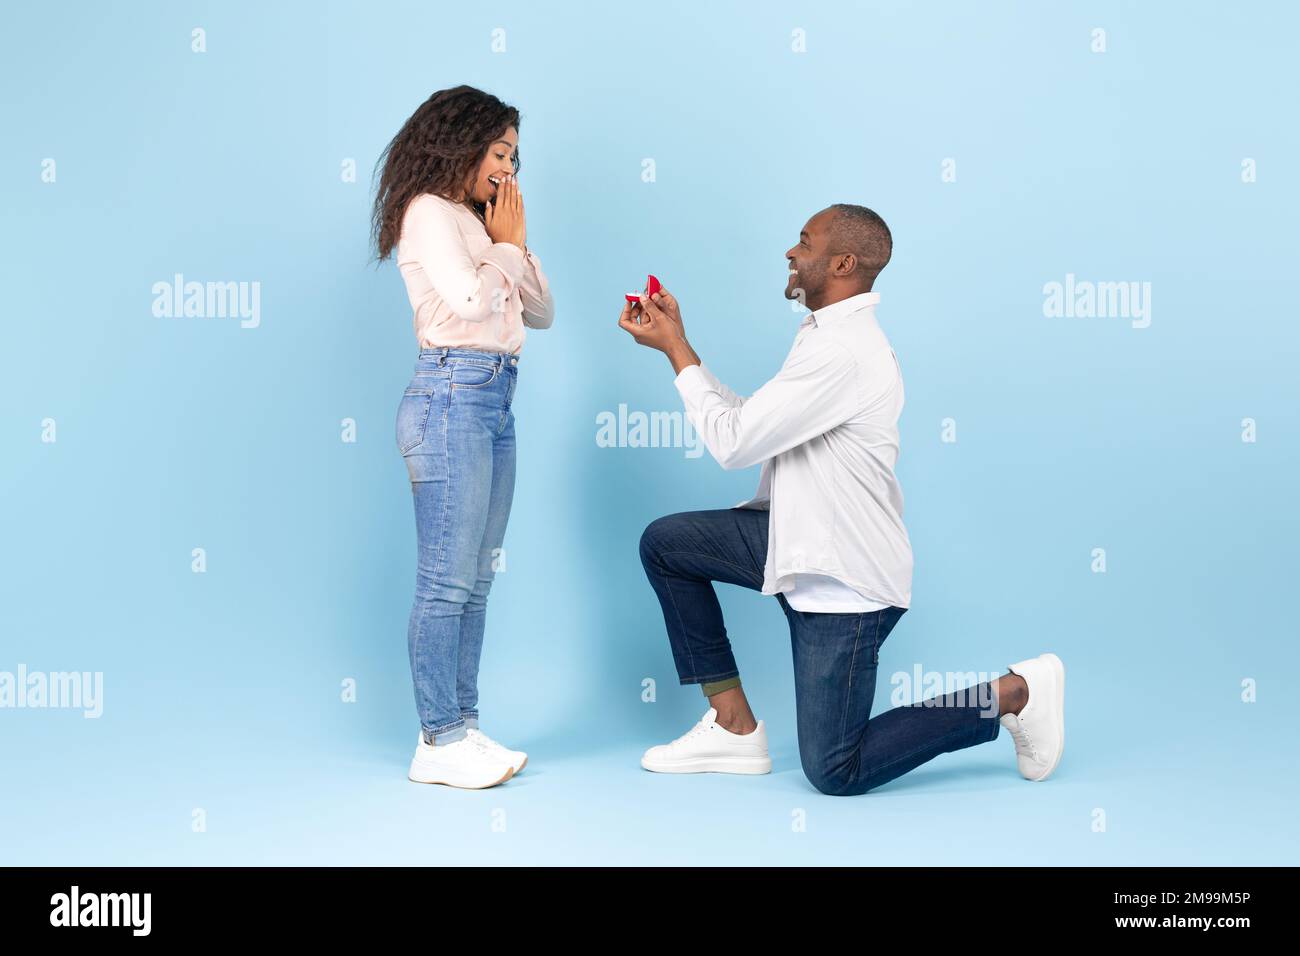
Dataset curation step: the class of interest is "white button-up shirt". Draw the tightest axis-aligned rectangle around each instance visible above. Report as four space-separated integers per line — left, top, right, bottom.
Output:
673 291 913 610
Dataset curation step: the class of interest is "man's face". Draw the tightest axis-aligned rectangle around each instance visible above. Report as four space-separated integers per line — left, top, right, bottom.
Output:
784 210 833 305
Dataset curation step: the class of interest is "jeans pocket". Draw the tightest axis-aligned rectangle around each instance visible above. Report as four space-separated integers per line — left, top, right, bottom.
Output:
449 360 499 389
396 387 435 454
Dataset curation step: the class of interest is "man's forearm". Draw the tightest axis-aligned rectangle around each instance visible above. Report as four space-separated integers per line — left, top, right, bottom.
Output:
666 338 702 375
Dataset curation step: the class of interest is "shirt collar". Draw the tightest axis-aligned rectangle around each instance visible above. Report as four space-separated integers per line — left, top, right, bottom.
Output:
799 291 881 330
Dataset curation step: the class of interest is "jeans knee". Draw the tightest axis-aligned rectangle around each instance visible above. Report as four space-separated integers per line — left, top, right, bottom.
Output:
414 574 472 611
804 765 851 796
639 513 682 570
802 753 873 797
638 521 659 569
466 576 493 608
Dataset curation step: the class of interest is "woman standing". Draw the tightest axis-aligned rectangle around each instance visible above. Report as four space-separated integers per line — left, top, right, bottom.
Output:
371 86 555 789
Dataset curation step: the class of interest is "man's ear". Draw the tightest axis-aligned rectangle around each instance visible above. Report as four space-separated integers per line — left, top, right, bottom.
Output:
833 252 858 278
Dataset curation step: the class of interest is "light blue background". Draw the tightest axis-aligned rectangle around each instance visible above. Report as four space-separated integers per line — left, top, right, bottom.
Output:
2 0 1297 865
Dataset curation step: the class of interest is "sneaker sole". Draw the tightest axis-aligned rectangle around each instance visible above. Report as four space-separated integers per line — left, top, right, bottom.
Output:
641 755 772 775
408 765 516 789
1032 652 1066 782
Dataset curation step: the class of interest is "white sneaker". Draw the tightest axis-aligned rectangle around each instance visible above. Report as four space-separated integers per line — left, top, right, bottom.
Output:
641 707 772 774
466 727 527 774
408 733 515 789
998 652 1065 781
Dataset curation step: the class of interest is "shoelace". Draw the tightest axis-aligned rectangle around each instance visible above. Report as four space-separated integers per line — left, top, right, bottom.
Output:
667 720 713 750
422 734 500 760
453 732 495 758
1005 717 1038 758
468 728 509 754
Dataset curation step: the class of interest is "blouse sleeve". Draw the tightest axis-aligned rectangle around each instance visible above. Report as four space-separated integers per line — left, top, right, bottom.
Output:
518 245 556 329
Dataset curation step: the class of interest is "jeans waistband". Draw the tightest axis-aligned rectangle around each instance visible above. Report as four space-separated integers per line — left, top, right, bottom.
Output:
416 347 519 368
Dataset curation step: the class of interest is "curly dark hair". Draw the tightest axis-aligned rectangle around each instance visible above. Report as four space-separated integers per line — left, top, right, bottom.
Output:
370 85 521 262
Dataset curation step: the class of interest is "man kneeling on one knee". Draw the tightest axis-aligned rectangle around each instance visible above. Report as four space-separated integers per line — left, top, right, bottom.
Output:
618 204 1065 795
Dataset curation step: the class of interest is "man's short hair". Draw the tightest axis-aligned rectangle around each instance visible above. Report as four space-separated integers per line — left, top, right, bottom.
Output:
825 203 892 286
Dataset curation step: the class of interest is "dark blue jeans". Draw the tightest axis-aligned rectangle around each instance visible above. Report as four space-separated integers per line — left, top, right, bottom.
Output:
639 509 1002 795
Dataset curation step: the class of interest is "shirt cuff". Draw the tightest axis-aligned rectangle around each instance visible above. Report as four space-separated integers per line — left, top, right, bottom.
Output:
673 361 711 399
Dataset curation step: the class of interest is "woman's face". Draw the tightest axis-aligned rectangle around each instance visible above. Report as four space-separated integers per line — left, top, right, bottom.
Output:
463 126 519 206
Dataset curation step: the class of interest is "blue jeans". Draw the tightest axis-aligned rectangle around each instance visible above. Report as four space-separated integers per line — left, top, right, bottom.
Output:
396 347 519 745
638 509 1002 795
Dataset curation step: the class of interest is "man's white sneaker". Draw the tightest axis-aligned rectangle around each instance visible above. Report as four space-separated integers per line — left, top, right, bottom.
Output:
998 652 1065 781
641 707 772 774
466 727 527 774
408 733 515 789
